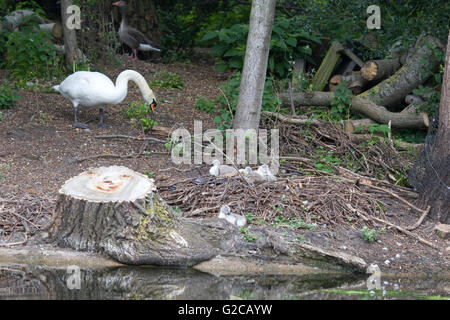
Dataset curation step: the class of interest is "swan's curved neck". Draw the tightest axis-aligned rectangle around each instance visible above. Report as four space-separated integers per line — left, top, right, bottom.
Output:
113 70 153 104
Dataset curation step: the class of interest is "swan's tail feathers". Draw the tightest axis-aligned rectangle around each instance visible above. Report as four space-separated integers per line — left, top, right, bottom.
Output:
53 85 60 92
138 43 161 52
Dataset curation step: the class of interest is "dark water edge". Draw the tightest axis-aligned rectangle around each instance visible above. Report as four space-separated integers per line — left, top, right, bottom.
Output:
0 264 448 300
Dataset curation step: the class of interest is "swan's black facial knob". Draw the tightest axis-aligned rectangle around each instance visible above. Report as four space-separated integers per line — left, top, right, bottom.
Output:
150 98 157 112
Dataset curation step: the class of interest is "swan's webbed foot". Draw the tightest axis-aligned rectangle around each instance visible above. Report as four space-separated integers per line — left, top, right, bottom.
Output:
73 121 89 129
97 122 112 129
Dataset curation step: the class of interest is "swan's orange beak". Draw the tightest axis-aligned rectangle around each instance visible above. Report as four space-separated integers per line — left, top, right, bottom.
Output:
112 2 119 6
150 99 157 112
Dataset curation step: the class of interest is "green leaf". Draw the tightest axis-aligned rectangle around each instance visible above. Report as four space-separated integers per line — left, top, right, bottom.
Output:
285 37 297 47
201 31 218 41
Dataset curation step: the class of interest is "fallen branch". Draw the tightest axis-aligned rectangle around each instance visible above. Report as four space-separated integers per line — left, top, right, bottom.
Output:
348 133 424 151
95 134 166 143
346 203 439 250
76 151 168 163
405 206 431 231
277 91 429 129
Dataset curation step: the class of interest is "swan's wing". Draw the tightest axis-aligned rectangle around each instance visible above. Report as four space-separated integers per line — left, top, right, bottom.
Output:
58 72 115 106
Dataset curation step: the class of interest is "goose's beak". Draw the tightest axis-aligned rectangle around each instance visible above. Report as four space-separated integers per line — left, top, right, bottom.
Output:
150 99 157 112
112 2 119 6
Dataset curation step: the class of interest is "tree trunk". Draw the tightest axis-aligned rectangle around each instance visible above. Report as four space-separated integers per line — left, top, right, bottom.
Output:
47 166 217 266
61 0 78 66
358 36 443 108
436 31 450 156
278 91 429 129
233 0 276 130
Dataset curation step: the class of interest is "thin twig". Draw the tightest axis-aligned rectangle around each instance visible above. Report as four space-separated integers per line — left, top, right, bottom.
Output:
95 135 166 143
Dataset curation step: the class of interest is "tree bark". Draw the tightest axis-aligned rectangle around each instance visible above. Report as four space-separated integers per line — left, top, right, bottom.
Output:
435 31 450 156
278 91 429 129
61 0 78 66
358 36 443 108
47 166 218 266
233 0 276 130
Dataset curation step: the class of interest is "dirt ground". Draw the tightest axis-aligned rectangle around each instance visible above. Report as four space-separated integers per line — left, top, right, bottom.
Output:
0 54 448 275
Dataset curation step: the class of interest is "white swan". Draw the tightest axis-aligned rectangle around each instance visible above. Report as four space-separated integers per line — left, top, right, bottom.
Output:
53 70 157 129
209 159 238 177
218 205 246 228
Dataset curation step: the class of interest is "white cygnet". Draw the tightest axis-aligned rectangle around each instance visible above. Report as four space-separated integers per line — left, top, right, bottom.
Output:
218 205 246 227
242 166 266 184
209 159 238 177
256 164 277 182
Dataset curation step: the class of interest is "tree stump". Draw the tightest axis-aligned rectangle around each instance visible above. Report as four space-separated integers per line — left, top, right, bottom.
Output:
48 166 218 266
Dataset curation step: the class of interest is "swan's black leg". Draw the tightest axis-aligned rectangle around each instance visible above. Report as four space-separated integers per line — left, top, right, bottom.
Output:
73 105 89 129
98 108 112 128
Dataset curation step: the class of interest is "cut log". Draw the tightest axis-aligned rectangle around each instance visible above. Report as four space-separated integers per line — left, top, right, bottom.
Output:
47 166 218 266
39 23 63 39
358 36 444 108
278 91 429 129
329 71 368 94
405 94 425 106
360 58 401 81
328 74 343 92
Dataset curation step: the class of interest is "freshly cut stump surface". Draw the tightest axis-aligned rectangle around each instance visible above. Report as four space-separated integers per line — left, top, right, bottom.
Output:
48 166 218 266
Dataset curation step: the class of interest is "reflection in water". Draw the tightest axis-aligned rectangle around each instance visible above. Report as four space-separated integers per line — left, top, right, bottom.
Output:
0 265 448 300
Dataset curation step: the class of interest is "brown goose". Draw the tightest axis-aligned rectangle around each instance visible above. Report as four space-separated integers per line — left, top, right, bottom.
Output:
113 1 160 60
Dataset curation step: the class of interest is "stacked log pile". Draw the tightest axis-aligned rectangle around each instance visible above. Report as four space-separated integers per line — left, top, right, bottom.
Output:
279 35 444 134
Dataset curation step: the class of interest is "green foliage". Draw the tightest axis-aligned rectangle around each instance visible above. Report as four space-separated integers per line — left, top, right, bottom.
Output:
368 124 391 138
330 82 353 121
292 0 450 60
149 71 184 89
360 226 385 242
202 16 320 77
6 25 63 80
195 97 215 113
156 1 249 61
412 85 442 117
0 82 19 110
240 226 258 242
125 101 158 132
